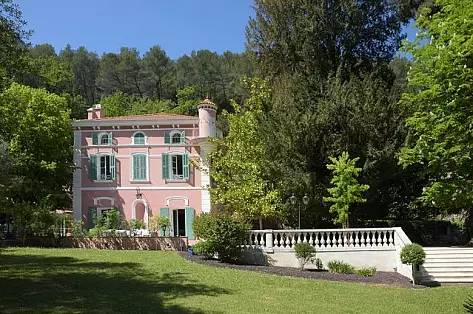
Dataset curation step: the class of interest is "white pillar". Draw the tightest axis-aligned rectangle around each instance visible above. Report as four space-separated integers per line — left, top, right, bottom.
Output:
72 130 82 221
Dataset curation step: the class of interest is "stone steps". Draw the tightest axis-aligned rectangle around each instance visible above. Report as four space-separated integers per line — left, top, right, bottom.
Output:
420 247 473 284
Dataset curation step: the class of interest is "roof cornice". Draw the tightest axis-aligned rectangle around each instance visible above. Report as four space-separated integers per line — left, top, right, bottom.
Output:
72 118 199 128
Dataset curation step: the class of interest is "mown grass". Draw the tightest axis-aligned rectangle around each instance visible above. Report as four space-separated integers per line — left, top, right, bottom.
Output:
0 247 471 314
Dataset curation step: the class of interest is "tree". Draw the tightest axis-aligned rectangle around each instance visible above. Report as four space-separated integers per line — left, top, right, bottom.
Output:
399 0 473 220
0 84 73 238
323 152 369 228
100 91 132 117
59 45 100 105
19 46 73 94
171 86 199 116
209 78 281 226
142 45 174 100
97 48 145 97
246 0 414 82
0 0 31 90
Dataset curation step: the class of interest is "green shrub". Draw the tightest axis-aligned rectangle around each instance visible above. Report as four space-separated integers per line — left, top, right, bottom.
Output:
103 210 120 230
87 225 105 237
193 241 215 259
193 213 249 263
400 243 426 265
119 220 130 230
71 219 86 237
130 219 146 230
327 260 355 274
192 213 219 240
294 242 316 270
315 258 324 270
356 267 377 277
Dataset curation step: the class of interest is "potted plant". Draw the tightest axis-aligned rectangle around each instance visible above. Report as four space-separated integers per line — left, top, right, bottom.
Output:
400 243 426 286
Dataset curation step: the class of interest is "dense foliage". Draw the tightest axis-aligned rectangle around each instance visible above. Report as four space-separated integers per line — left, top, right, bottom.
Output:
399 0 473 230
192 213 249 262
209 78 281 224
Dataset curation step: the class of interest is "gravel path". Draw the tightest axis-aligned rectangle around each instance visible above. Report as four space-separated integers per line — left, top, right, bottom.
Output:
180 252 415 288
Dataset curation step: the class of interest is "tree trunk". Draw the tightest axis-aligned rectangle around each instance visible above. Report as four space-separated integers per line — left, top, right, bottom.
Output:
259 218 263 230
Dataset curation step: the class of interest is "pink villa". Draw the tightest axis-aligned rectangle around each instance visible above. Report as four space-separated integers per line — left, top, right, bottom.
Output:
71 99 218 240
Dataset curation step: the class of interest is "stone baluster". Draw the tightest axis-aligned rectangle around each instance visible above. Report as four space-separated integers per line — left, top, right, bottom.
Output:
302 232 307 243
265 230 273 250
284 233 290 247
291 234 297 248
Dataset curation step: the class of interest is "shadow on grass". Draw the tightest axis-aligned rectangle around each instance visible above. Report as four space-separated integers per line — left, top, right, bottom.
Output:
0 251 228 314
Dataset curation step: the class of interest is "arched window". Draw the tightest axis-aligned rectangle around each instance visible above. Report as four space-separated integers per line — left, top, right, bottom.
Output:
92 132 112 146
98 133 111 145
165 130 185 144
133 132 146 145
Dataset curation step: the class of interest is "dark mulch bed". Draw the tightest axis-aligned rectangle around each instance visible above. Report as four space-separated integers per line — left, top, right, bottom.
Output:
180 252 419 288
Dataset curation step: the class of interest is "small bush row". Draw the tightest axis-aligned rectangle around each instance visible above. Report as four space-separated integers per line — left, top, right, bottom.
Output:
327 260 377 277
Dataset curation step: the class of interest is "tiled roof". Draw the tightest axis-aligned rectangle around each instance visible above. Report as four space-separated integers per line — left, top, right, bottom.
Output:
77 113 198 122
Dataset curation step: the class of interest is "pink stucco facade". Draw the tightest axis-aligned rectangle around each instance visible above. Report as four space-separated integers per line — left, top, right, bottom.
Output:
72 99 218 240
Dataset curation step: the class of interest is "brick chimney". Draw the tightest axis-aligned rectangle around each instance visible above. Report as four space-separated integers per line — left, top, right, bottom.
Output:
87 104 104 120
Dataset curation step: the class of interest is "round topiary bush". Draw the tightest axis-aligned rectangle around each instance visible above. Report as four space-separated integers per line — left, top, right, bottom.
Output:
192 213 249 263
400 243 426 265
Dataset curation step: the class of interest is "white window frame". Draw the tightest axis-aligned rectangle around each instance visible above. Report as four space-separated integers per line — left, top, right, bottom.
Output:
96 153 113 182
130 153 149 182
169 130 183 145
132 131 147 145
168 152 185 181
98 132 111 146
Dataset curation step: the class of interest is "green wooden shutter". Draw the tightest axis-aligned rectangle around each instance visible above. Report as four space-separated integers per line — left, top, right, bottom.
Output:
89 154 97 180
185 207 195 240
164 132 170 144
180 131 185 144
87 207 96 229
141 155 147 180
133 154 146 180
92 133 98 145
108 132 112 145
110 154 116 180
183 153 189 180
160 208 169 236
162 153 169 180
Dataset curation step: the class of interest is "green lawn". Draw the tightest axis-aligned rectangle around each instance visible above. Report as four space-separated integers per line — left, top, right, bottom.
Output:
0 248 471 314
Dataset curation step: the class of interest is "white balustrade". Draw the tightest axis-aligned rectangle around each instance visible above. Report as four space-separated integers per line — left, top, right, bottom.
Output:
247 228 398 251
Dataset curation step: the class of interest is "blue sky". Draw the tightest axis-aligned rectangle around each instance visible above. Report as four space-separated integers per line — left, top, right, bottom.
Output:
17 0 415 60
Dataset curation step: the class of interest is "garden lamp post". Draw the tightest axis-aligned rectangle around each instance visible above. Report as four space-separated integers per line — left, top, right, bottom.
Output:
289 194 310 229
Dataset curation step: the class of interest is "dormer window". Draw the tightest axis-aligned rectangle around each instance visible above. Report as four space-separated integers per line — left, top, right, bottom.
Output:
164 130 185 145
133 132 146 145
92 132 112 146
